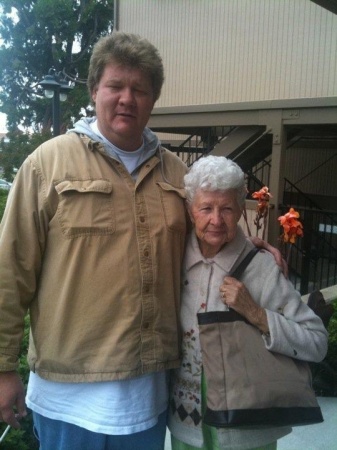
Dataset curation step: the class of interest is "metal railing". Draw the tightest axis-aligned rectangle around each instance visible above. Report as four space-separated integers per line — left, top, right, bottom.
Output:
169 126 235 166
281 179 337 294
174 134 209 166
246 156 271 196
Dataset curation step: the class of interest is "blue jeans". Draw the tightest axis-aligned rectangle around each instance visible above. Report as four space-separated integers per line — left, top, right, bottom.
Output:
33 410 167 450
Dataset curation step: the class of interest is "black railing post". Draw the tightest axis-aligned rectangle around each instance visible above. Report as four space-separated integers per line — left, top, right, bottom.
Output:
300 211 313 294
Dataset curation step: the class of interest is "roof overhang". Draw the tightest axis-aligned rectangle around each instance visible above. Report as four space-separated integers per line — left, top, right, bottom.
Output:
149 97 337 132
310 0 337 15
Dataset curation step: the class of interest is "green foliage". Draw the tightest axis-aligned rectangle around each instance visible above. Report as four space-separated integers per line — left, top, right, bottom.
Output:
325 299 337 372
0 317 38 449
0 130 51 180
0 0 114 133
0 188 8 220
311 299 337 396
0 419 37 450
0 427 33 450
18 316 31 386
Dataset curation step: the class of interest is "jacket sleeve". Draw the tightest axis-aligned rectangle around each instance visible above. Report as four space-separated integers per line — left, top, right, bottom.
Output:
0 155 50 371
247 253 328 363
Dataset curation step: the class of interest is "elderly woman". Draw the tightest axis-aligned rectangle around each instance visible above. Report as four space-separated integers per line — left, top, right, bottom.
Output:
168 156 328 450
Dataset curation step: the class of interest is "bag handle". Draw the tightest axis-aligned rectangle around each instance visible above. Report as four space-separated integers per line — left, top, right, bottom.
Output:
230 247 260 280
202 247 260 312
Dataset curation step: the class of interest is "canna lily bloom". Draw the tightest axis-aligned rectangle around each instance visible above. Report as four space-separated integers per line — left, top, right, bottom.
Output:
251 186 272 239
252 186 272 202
278 208 304 244
252 186 272 215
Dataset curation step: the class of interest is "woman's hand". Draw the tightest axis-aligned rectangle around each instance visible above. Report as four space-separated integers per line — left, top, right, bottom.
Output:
220 276 269 335
249 236 288 278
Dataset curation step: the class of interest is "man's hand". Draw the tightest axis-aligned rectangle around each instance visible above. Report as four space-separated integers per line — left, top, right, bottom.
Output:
0 371 27 429
249 236 288 278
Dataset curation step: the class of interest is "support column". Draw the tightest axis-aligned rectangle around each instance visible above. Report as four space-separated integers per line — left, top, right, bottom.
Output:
260 110 286 247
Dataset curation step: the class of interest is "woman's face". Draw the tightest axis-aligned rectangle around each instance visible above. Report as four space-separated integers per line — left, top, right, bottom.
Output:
189 189 242 258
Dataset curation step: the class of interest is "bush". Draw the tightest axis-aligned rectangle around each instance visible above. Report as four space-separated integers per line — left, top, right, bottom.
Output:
0 189 9 221
325 299 337 374
0 317 38 449
0 130 51 182
311 299 337 396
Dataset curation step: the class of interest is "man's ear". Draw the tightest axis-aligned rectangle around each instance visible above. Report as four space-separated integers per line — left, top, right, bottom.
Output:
91 87 97 103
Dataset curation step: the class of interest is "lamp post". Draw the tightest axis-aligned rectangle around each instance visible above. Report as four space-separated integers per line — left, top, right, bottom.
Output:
39 69 74 136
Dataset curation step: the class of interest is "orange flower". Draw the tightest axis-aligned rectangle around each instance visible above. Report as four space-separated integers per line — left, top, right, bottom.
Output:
252 186 272 202
251 186 272 239
252 186 272 215
278 208 304 244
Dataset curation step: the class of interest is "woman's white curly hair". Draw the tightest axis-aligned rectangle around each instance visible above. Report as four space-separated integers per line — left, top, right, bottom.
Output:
184 156 247 207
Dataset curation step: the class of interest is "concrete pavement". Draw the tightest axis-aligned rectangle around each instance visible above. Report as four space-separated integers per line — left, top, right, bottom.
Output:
165 397 337 450
278 397 337 450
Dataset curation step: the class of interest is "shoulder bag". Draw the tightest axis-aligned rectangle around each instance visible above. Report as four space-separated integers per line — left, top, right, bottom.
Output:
197 248 323 428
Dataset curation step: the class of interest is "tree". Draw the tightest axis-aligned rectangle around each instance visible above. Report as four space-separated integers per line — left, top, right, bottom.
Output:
0 0 114 132
0 0 114 175
0 130 52 180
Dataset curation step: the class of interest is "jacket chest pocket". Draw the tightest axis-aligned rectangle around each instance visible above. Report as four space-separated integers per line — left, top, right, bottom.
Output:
156 182 186 233
55 179 115 238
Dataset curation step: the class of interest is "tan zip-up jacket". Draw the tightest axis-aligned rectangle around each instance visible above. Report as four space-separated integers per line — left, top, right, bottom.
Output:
0 132 188 382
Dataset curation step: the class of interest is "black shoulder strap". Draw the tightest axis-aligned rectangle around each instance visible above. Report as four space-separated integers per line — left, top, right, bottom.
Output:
230 247 260 279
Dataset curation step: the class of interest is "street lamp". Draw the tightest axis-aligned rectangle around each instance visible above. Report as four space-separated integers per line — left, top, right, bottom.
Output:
39 69 74 136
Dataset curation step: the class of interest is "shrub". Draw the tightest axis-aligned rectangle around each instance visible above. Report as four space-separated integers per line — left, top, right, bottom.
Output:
325 299 337 373
0 189 9 221
0 317 38 449
311 299 337 396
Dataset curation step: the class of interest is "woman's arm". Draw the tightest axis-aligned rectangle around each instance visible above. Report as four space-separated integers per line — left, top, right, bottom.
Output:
250 257 328 362
219 252 328 362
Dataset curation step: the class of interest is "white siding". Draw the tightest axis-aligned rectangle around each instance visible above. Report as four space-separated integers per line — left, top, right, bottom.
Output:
117 0 337 107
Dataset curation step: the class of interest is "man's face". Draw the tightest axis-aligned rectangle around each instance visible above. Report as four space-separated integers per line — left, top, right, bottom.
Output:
92 63 156 151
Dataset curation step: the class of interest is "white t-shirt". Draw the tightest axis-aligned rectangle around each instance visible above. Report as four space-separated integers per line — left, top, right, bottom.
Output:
90 119 144 178
26 371 168 434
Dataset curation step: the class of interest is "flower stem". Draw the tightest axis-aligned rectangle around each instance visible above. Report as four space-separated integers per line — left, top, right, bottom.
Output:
242 206 252 237
286 244 293 265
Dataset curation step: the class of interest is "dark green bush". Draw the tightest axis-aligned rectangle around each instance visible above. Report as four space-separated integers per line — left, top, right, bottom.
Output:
326 299 337 372
0 316 38 449
311 299 337 396
0 189 9 221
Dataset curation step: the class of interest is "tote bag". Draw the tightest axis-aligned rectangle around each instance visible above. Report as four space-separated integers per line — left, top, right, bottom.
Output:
197 248 323 428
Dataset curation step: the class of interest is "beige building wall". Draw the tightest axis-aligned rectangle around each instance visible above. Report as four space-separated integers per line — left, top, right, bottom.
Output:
116 0 337 107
